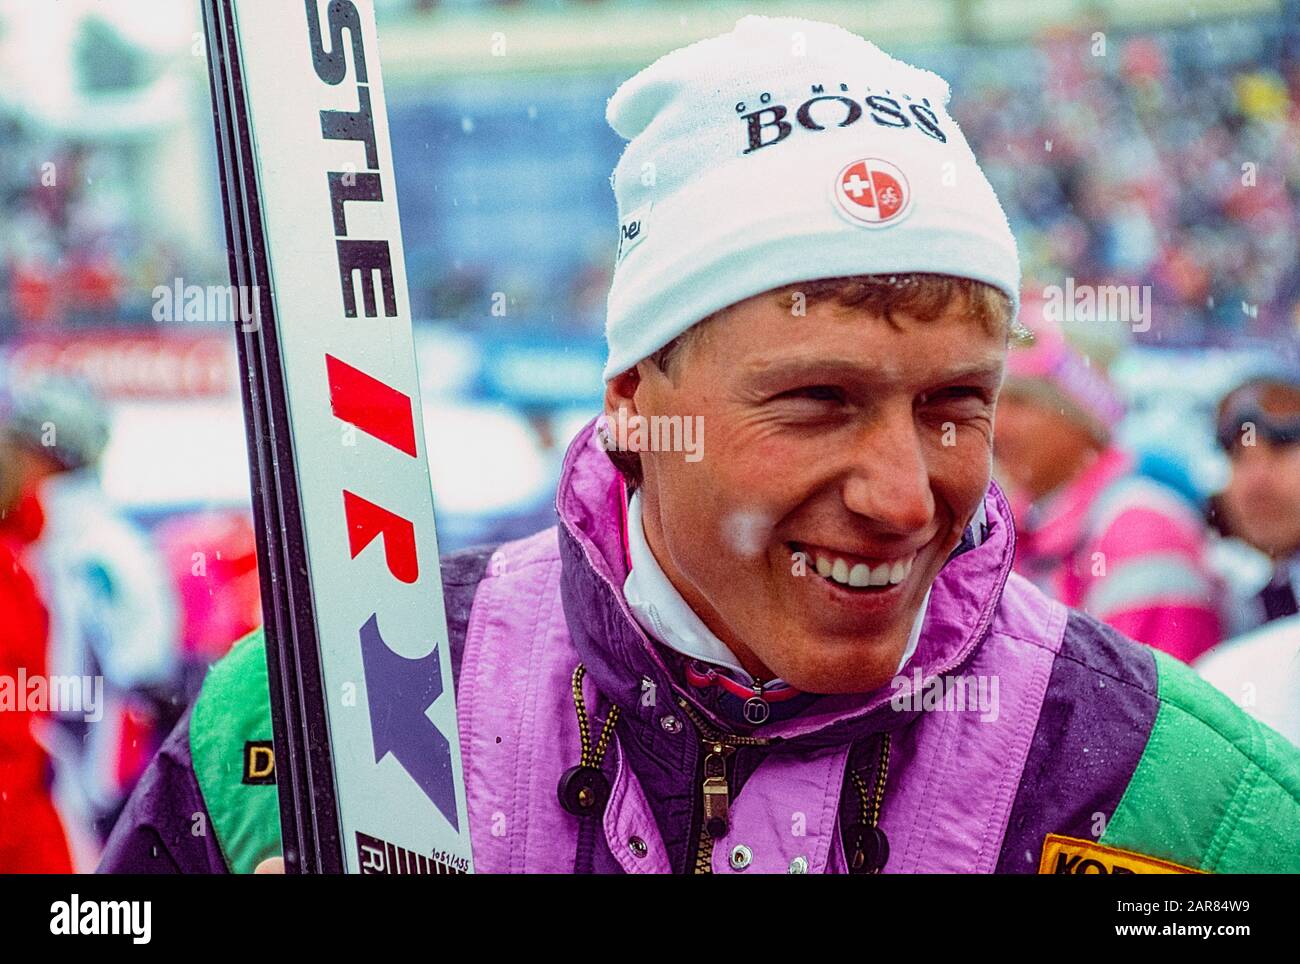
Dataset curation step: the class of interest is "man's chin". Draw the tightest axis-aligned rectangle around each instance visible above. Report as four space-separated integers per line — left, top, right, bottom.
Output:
762 596 924 693
767 639 909 695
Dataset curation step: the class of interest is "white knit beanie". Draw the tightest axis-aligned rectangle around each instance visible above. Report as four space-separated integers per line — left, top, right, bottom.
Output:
602 14 1020 380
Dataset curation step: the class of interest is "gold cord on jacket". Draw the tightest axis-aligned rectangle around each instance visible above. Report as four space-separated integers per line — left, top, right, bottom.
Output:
571 663 619 768
848 732 892 873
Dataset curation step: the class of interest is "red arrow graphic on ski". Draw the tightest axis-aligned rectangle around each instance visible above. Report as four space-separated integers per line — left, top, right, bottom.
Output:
342 490 418 583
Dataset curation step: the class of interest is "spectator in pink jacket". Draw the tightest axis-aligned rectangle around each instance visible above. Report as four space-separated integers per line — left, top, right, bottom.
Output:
994 321 1223 662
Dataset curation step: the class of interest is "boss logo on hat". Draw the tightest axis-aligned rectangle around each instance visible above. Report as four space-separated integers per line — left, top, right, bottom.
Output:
616 201 653 265
832 157 911 227
737 84 948 156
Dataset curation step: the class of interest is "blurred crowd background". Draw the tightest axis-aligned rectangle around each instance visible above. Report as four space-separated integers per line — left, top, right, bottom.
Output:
2 0 1300 871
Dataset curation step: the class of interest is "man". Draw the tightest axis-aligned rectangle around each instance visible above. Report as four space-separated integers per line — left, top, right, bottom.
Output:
4 377 179 863
0 433 74 872
1212 363 1300 629
1194 362 1300 744
994 320 1224 663
101 15 1299 875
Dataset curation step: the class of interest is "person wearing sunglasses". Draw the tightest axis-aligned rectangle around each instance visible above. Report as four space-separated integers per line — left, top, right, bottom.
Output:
1213 364 1300 628
1196 362 1300 744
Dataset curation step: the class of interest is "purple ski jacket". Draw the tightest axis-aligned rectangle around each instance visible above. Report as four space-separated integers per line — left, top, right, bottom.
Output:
99 420 1300 874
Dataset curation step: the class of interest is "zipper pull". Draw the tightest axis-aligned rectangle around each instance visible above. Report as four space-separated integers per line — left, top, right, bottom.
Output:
701 743 731 839
743 678 770 725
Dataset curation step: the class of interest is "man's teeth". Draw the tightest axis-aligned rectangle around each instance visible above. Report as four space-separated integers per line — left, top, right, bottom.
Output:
810 550 914 588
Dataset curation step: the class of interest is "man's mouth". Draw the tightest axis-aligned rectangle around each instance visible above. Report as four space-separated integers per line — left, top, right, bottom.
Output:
789 541 917 591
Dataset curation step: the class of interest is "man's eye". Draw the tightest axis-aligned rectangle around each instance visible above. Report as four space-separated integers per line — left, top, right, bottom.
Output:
778 386 843 403
922 387 988 405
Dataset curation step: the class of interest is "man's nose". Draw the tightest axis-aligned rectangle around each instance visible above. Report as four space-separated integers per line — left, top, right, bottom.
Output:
1232 442 1275 486
840 410 935 534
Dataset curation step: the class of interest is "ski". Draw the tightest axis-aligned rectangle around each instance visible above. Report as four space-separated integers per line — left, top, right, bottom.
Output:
200 0 472 874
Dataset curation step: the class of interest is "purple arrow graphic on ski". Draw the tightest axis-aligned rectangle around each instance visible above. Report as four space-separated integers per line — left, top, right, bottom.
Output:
359 613 458 830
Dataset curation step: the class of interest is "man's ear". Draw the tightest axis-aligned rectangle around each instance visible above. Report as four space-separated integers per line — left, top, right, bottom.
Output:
604 366 642 423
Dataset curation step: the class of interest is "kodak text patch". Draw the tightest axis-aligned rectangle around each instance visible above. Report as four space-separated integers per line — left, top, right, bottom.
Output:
1039 834 1205 874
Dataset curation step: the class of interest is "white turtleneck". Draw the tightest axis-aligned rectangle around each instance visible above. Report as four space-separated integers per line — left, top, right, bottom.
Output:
621 490 927 688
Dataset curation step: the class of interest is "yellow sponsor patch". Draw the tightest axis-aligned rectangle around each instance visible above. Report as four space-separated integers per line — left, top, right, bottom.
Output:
242 740 276 785
1038 834 1205 875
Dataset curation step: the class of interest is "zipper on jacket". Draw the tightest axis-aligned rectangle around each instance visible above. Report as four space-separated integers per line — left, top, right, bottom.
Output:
675 696 773 874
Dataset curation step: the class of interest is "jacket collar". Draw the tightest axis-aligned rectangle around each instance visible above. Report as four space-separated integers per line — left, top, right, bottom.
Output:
554 417 1017 746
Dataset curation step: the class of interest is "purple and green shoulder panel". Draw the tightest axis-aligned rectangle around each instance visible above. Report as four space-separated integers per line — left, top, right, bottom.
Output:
997 611 1300 873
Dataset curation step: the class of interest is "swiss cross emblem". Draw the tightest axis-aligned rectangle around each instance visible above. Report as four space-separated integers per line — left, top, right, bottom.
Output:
832 158 911 227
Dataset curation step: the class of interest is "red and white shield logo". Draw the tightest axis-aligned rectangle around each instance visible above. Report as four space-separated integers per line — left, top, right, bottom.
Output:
833 158 911 227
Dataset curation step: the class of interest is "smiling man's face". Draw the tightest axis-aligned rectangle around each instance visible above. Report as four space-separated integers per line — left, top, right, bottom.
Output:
606 285 1007 694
